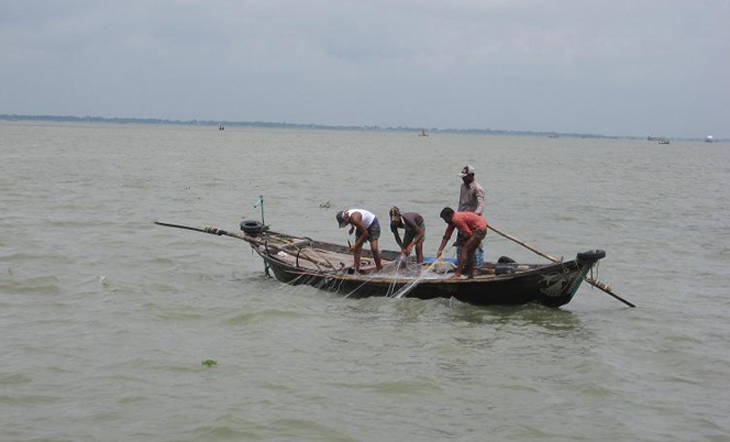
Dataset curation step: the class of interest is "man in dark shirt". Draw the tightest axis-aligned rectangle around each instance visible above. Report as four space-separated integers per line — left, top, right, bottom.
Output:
389 206 425 264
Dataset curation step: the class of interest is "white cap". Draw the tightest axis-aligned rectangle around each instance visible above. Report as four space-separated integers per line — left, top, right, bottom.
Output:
458 165 475 177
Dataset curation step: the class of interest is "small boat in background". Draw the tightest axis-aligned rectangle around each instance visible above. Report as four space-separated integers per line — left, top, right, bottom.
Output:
418 129 429 137
705 135 714 143
658 138 670 145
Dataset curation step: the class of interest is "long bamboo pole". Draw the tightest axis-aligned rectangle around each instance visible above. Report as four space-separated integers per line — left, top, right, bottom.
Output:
487 224 635 308
153 222 335 270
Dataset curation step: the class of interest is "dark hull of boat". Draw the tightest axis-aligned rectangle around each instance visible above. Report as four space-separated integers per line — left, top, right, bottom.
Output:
152 222 609 308
258 251 597 308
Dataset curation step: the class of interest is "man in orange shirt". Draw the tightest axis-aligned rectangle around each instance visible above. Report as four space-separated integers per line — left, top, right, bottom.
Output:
436 207 487 279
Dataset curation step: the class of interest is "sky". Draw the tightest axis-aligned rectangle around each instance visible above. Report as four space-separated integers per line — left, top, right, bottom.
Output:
1 0 728 138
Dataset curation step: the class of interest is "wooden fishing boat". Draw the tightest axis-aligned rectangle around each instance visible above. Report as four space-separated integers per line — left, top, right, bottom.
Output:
157 221 608 308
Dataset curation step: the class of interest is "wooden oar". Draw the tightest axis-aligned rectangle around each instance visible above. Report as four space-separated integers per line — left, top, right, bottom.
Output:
154 222 335 270
154 221 211 234
487 224 636 308
487 225 560 262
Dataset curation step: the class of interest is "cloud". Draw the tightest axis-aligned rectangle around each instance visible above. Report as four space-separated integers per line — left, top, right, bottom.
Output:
0 0 727 136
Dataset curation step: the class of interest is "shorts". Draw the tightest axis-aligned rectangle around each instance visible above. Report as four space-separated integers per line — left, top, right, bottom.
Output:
356 218 381 242
403 222 425 247
457 229 486 245
473 229 487 242
457 230 486 267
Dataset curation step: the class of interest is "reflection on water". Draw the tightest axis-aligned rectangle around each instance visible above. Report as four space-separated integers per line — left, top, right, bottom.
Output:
448 302 584 331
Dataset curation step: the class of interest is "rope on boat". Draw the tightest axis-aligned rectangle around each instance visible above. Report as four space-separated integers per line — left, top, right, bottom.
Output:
391 245 454 299
385 261 411 298
589 260 598 284
343 272 386 299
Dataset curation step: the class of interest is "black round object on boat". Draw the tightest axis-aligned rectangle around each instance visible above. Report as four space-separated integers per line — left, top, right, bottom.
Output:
495 265 514 276
498 256 516 264
240 220 264 236
576 249 606 261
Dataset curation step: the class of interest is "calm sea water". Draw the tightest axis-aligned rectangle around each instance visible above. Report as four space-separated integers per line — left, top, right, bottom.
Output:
1 122 729 441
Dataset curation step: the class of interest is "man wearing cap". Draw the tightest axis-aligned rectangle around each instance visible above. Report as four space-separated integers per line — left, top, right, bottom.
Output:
458 165 485 215
335 209 383 274
436 207 487 279
389 207 425 265
457 165 487 268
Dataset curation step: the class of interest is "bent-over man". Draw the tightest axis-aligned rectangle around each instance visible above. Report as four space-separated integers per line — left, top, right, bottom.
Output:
436 207 487 279
389 206 425 264
336 209 383 274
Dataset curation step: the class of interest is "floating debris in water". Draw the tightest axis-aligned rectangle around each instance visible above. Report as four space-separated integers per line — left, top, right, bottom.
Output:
201 360 217 368
319 200 332 209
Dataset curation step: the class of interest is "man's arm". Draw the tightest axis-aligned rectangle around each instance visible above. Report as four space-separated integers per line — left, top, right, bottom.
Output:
404 221 424 253
436 224 455 257
392 228 404 250
474 185 485 215
350 213 369 249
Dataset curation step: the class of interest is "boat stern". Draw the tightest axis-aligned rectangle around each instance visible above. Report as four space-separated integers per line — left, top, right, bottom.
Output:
537 250 606 307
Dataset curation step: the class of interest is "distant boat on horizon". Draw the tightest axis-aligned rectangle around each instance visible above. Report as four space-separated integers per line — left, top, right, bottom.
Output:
705 135 714 143
658 138 670 145
418 129 429 137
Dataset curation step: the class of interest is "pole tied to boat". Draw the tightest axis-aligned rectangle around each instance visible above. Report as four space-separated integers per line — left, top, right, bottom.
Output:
487 224 635 307
253 195 265 226
253 195 270 277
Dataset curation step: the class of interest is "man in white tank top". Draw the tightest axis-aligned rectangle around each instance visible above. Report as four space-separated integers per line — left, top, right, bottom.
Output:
335 209 383 274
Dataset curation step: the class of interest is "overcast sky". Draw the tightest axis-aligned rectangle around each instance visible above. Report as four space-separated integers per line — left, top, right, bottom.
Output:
1 0 727 137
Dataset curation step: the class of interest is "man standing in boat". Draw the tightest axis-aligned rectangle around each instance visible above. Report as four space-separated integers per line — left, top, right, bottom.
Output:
436 207 487 279
388 206 425 265
457 165 486 266
336 209 384 274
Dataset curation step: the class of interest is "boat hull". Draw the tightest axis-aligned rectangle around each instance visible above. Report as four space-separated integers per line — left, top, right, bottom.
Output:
152 223 606 308
259 252 596 308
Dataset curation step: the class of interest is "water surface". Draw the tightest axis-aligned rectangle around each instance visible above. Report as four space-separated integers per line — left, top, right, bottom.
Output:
1 122 728 441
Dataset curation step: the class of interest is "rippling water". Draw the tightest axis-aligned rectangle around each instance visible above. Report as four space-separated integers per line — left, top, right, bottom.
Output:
1 122 729 441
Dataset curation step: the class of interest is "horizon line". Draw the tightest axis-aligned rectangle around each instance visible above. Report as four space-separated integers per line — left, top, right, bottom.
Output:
0 113 719 142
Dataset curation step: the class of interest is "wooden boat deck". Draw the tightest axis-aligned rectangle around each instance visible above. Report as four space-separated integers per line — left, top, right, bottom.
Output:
246 230 546 282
